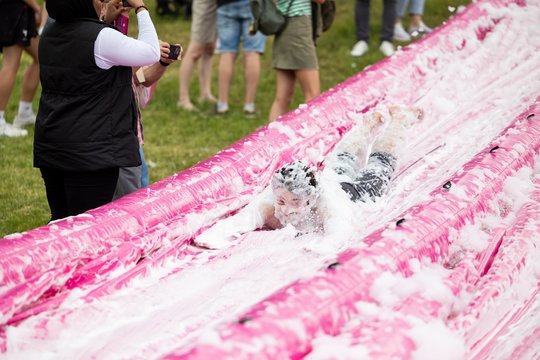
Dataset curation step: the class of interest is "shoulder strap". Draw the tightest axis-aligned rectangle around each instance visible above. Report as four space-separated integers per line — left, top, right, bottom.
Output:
283 0 294 16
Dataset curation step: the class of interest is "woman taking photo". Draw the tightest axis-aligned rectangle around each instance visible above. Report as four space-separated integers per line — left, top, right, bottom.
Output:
34 0 160 221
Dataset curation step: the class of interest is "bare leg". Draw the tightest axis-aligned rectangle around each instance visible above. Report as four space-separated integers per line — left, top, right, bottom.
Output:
198 42 216 102
410 14 422 28
295 69 320 103
0 45 24 111
20 36 40 103
243 52 261 106
334 112 384 155
268 69 295 122
373 105 423 155
0 44 28 136
178 42 205 110
217 52 237 106
326 112 384 176
336 107 423 204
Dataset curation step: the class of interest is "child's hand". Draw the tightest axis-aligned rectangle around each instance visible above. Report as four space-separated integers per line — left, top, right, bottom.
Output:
193 223 242 250
193 233 233 250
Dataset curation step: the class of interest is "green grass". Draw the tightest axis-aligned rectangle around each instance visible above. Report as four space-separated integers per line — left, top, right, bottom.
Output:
0 0 469 236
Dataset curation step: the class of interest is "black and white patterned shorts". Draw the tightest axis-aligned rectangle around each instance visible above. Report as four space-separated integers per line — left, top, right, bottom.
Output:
339 151 397 203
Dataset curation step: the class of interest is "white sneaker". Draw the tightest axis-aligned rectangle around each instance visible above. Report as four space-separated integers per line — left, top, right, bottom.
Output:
393 22 411 42
379 41 395 57
243 103 256 116
13 112 36 128
0 122 28 137
215 102 229 114
351 40 369 57
409 21 433 38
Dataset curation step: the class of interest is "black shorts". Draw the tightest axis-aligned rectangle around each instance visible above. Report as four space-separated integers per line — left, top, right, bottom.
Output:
0 1 38 51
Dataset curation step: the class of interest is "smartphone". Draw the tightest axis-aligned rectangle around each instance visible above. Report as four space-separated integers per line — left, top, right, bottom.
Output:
122 0 129 7
168 44 182 60
115 14 129 35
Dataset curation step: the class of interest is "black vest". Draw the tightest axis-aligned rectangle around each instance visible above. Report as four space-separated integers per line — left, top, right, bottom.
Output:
34 19 140 171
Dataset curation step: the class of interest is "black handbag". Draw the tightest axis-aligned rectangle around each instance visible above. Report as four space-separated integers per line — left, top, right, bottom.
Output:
312 0 336 43
250 0 292 36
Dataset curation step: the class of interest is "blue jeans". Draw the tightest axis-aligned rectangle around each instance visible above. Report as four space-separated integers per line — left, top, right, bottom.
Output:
140 145 149 188
396 0 426 17
217 0 266 53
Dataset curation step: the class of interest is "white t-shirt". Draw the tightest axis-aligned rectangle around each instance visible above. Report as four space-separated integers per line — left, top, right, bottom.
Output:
94 10 160 70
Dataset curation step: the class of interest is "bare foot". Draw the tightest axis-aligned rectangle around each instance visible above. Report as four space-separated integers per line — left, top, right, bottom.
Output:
388 104 402 118
389 105 424 127
177 100 195 111
412 106 424 121
363 111 385 136
372 106 423 154
199 94 217 103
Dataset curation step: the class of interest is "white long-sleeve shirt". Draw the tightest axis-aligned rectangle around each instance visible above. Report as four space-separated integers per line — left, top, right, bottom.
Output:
94 10 160 70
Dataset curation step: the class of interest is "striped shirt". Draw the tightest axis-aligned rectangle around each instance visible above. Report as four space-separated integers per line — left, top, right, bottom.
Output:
276 0 311 17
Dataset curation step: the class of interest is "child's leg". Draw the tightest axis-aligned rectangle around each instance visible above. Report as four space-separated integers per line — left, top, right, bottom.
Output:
327 111 384 179
339 105 423 203
372 105 423 156
340 151 397 203
333 112 384 161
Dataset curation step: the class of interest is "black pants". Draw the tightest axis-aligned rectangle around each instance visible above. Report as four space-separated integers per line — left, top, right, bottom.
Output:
340 152 397 203
355 0 397 43
40 167 119 221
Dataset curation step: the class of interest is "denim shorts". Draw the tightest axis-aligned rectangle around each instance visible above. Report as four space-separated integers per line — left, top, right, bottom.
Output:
216 0 266 53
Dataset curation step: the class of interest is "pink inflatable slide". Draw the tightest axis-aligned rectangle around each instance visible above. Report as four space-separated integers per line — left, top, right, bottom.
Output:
1 0 539 358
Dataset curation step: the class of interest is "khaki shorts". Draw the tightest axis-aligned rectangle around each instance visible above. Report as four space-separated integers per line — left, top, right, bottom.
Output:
272 16 318 70
191 0 217 44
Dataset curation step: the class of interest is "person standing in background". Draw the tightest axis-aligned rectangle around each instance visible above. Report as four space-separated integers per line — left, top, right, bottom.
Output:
393 0 432 42
34 0 160 221
114 40 182 200
177 0 217 111
350 0 396 58
214 0 265 115
0 0 42 137
268 0 324 122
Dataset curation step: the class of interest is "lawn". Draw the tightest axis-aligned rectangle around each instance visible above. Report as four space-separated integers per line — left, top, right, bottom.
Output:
0 0 468 237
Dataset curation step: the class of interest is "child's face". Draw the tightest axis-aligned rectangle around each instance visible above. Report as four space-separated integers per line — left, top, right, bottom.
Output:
273 188 314 227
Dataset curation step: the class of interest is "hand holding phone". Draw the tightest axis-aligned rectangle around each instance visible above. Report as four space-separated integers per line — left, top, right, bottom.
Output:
122 0 130 7
168 44 182 60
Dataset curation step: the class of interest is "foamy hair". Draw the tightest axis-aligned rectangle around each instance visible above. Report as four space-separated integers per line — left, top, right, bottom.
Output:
271 160 319 200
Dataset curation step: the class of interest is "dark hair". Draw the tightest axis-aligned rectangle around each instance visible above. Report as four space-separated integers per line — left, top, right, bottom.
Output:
47 0 99 21
272 161 318 194
279 163 317 187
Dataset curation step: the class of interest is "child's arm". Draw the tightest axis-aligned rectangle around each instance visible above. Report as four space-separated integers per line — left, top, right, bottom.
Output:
194 186 278 249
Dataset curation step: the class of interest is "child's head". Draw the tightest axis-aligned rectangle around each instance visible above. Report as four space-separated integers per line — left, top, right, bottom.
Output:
271 161 320 227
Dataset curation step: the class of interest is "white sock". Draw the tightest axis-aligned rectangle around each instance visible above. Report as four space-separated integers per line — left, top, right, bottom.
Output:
244 103 255 112
216 101 228 111
0 111 5 125
18 101 33 115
